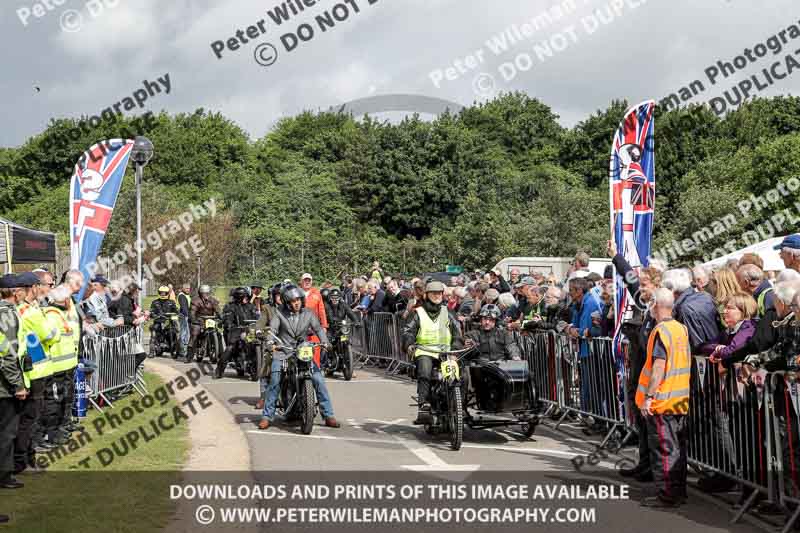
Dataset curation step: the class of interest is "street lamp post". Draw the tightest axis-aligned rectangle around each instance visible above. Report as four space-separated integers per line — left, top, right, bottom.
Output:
196 253 201 289
130 136 154 309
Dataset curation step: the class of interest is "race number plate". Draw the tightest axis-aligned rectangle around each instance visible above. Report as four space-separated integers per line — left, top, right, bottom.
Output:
298 345 314 361
205 319 216 328
441 360 460 380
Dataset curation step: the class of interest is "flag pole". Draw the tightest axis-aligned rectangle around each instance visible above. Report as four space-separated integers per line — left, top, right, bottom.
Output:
135 164 143 309
130 136 154 310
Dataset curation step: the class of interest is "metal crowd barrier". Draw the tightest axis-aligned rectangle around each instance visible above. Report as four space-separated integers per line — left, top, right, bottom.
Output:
349 316 800 528
518 331 628 447
350 313 415 374
79 325 147 412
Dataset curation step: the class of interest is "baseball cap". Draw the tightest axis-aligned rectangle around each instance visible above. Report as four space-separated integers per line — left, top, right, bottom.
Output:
515 276 536 287
0 274 20 289
91 275 110 285
16 272 41 287
774 234 800 250
301 273 313 280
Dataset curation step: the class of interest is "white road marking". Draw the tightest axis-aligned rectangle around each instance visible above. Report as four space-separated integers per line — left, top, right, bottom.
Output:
328 379 403 384
361 417 479 474
245 431 611 468
365 417 406 430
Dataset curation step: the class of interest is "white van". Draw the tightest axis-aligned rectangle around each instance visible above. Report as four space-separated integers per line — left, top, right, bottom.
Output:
491 256 612 282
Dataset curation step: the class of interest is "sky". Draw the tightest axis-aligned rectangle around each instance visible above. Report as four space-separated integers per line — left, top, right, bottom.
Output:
2 0 799 147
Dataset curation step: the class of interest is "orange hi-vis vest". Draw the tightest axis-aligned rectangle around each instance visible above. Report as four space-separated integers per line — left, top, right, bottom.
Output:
635 319 691 415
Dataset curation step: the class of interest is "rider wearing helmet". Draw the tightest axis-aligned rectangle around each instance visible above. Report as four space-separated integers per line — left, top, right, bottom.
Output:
214 287 258 379
150 285 180 342
401 280 464 425
259 285 339 430
465 304 522 362
188 284 221 361
325 288 359 325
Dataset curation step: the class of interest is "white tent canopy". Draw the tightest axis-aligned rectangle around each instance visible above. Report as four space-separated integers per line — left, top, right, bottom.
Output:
701 236 786 272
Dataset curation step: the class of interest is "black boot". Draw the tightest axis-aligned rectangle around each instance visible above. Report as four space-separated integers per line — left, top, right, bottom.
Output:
619 462 650 478
413 404 433 425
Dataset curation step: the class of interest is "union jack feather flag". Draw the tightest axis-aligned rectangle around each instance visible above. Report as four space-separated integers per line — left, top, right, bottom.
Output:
69 139 134 298
609 100 655 413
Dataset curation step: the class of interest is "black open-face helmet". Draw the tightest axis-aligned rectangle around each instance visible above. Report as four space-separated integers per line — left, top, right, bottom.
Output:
232 287 248 302
478 304 501 321
329 288 341 304
281 284 305 308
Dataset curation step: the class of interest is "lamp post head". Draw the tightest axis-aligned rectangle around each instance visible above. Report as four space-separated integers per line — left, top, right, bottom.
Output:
131 136 154 166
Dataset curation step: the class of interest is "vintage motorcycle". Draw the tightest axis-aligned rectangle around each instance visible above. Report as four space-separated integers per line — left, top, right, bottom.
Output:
195 314 224 364
149 312 181 359
324 319 354 381
411 345 469 450
412 345 539 450
269 339 320 435
228 318 264 381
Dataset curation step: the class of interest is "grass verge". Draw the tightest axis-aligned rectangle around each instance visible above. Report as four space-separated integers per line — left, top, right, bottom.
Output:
3 371 190 533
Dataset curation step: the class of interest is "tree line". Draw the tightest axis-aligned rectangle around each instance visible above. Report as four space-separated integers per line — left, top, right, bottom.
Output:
2 93 800 284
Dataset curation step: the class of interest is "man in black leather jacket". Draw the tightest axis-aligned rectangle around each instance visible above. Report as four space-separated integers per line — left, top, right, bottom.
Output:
465 304 521 362
214 287 258 378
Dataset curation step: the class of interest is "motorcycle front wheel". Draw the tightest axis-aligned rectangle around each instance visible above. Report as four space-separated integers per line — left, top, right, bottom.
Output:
300 379 315 435
447 386 464 451
342 345 353 381
207 334 220 364
249 346 260 382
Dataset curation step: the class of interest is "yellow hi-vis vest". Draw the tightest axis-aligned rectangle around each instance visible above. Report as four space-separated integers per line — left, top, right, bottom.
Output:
414 306 452 358
43 306 78 374
636 319 691 414
18 301 59 382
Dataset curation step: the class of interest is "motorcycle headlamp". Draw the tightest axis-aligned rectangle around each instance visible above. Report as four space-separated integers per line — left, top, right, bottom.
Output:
298 345 314 362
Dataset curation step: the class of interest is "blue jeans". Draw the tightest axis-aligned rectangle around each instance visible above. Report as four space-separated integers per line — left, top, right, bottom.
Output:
262 359 335 420
179 315 189 347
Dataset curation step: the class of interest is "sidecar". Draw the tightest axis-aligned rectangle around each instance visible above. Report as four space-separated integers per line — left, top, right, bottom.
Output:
465 359 539 438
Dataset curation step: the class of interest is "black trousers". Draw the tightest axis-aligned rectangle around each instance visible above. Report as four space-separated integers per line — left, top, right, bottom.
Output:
634 409 651 469
416 356 434 405
14 379 44 471
60 370 75 429
0 398 19 481
646 414 688 502
215 345 240 377
624 330 651 467
42 374 65 441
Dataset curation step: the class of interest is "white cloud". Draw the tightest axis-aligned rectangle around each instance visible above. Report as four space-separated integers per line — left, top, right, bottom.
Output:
3 0 800 146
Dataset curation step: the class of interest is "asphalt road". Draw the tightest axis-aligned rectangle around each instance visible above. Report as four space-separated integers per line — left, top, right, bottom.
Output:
154 356 763 533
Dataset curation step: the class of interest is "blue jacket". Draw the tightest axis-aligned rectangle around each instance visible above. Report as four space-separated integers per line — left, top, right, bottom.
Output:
572 291 602 358
674 288 721 354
